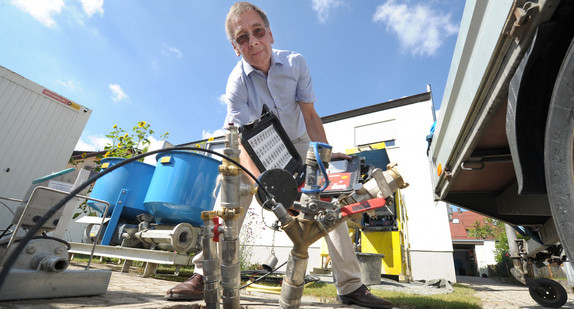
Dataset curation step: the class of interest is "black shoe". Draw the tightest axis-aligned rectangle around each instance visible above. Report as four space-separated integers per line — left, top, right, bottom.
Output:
337 284 392 309
165 273 204 301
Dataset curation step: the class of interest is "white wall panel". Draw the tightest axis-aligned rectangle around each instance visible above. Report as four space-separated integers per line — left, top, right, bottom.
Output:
0 66 91 228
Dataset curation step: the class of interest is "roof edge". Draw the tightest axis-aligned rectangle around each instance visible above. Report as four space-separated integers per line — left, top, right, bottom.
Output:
321 92 431 124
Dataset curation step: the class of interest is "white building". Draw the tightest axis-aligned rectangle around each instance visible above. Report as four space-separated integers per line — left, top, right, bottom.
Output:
450 208 498 277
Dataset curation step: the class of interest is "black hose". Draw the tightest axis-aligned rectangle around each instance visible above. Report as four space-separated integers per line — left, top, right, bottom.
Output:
1 235 71 250
176 135 225 147
0 146 275 290
0 201 15 216
0 224 13 240
239 261 287 290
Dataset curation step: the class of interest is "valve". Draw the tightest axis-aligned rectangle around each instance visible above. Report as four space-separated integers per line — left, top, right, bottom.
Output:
301 142 332 194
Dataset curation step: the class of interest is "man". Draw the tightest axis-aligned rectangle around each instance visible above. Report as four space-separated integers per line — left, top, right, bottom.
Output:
166 2 392 308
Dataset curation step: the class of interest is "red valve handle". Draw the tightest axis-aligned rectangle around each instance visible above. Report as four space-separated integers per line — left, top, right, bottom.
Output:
213 217 221 242
340 198 387 218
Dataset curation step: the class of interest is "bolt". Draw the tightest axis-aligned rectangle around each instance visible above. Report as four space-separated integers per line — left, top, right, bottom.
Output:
53 219 59 226
25 245 36 254
32 216 41 222
325 211 335 221
309 202 318 212
54 247 64 255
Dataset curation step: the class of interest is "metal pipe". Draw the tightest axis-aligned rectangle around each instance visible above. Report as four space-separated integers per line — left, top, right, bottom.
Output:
32 254 68 272
8 238 70 273
202 212 221 309
280 253 308 309
134 223 198 252
218 207 243 308
201 125 245 309
279 143 329 309
219 125 243 309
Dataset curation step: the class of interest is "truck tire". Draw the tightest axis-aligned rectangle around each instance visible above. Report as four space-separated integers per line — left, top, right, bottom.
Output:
545 36 574 262
528 278 568 308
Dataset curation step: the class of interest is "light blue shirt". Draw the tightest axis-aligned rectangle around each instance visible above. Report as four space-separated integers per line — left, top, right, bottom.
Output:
224 49 316 140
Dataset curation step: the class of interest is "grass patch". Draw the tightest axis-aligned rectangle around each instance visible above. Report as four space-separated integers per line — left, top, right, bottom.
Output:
303 282 481 309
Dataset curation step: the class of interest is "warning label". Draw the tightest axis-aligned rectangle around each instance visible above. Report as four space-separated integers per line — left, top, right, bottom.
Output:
42 88 80 111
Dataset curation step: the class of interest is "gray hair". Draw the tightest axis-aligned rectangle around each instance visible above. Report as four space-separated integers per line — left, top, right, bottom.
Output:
225 2 270 41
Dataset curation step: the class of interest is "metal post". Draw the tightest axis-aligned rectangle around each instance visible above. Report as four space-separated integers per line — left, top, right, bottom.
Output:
218 125 242 309
202 213 221 309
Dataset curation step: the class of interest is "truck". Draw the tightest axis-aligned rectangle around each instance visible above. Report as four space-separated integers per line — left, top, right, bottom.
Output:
428 0 574 306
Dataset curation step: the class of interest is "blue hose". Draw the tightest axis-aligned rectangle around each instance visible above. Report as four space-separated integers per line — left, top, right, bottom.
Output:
301 142 331 194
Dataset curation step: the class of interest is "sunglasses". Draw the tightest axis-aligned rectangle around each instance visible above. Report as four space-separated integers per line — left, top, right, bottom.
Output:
234 27 267 46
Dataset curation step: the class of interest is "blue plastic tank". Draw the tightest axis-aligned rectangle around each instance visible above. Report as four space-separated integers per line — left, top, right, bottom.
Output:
87 157 155 221
144 150 220 225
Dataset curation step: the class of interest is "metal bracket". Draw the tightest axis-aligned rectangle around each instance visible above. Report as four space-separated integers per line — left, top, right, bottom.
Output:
100 189 128 246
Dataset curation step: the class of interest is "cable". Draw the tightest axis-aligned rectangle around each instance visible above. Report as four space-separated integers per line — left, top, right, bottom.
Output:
0 201 15 216
239 260 287 290
245 281 317 294
0 202 16 240
0 224 14 240
0 145 275 290
176 135 225 147
0 235 70 250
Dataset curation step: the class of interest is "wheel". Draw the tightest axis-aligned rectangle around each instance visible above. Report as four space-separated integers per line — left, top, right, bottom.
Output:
528 278 568 308
545 36 574 263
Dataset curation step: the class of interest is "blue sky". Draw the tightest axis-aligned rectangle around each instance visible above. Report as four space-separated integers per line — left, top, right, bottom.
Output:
0 0 464 150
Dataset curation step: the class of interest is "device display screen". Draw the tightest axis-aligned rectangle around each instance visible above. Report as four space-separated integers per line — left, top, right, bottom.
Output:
247 125 293 170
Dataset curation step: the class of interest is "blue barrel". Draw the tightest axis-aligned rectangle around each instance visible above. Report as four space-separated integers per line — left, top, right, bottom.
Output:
87 158 155 221
144 151 220 225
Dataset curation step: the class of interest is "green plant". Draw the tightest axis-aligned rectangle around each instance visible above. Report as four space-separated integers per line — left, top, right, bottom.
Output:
102 121 169 160
466 217 509 263
72 121 168 218
68 152 86 168
239 208 264 270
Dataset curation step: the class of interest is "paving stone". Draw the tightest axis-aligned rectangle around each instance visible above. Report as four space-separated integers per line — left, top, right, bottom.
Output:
2 267 573 308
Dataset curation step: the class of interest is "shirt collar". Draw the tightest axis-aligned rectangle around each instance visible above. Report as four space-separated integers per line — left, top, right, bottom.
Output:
242 50 283 76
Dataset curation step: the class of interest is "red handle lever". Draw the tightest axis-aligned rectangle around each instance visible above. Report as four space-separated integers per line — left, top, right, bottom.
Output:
213 217 221 242
340 198 387 217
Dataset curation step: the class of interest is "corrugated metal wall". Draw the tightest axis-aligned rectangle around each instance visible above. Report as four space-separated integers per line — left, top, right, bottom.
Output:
0 66 91 227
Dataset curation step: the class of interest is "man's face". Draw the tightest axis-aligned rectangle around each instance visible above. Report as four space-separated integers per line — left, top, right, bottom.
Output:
231 9 274 74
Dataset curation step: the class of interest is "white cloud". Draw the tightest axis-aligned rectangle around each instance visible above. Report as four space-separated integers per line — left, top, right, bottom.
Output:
311 0 345 23
11 0 64 27
75 134 165 152
217 94 227 107
75 134 110 151
11 0 103 28
56 79 80 90
109 83 128 102
81 0 104 18
202 129 226 140
162 44 183 58
373 0 459 57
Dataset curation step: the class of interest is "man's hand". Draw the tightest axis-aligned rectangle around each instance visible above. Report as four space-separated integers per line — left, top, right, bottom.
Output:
331 152 351 160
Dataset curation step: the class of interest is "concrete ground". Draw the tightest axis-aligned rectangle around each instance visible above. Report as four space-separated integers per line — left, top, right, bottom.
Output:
1 265 573 308
456 275 574 309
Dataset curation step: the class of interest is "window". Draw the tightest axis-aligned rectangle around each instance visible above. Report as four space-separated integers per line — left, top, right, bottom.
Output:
354 119 397 147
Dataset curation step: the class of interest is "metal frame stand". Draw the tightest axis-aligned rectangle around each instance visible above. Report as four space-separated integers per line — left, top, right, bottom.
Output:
0 171 113 301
